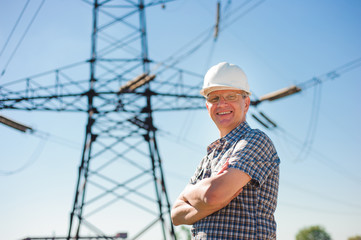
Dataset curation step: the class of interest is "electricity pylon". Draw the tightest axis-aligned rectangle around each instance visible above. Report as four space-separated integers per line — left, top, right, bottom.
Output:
4 1 358 239
0 1 205 239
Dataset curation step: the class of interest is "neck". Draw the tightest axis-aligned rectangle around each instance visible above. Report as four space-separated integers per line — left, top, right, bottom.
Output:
219 121 245 138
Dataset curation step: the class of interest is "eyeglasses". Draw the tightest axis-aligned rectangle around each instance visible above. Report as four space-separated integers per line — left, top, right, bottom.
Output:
206 92 244 104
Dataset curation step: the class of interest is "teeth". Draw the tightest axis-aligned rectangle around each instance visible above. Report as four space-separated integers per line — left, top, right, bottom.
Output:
217 111 231 115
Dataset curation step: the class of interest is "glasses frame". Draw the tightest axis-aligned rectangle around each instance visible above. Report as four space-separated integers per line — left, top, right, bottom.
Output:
205 92 247 104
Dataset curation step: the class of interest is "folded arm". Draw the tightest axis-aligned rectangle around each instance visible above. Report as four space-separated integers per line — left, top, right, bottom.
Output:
171 167 251 226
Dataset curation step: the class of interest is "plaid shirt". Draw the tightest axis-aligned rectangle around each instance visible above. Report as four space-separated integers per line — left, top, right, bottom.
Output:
190 122 280 240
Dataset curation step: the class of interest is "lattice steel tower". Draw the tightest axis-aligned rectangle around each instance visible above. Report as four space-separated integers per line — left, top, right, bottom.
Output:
2 1 326 238
0 0 207 239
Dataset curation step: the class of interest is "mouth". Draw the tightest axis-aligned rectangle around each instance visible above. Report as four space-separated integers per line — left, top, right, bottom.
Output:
217 111 232 115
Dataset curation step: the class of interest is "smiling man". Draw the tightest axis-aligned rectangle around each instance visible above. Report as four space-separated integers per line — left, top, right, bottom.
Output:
171 62 280 239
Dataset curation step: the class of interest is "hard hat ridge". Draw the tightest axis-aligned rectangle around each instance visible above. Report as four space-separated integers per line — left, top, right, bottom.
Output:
200 62 251 96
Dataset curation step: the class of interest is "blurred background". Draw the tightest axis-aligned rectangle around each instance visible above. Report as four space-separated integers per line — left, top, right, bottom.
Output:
1 0 360 239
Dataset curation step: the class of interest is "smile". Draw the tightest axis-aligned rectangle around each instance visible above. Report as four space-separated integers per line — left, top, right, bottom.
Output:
217 111 232 115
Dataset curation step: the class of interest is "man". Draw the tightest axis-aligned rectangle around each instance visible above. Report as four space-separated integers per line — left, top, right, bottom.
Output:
171 62 280 239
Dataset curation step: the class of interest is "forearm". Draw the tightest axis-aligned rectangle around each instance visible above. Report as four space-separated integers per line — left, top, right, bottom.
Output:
171 197 216 226
171 168 249 226
171 180 234 226
183 177 235 210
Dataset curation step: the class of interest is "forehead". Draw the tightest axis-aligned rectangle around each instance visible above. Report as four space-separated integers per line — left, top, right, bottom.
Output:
207 89 243 96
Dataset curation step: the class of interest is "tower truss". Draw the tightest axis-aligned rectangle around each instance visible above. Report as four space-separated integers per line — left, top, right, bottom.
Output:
1 0 206 239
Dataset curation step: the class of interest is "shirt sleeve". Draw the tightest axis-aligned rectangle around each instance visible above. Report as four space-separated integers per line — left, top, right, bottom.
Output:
227 130 280 187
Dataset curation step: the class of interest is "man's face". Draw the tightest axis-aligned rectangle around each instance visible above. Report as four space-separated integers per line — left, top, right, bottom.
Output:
206 90 250 137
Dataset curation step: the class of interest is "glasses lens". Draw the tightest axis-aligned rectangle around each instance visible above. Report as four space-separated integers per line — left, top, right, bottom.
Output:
207 95 219 103
225 93 238 101
207 93 239 103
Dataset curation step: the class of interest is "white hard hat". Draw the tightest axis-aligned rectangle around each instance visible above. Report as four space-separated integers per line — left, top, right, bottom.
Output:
200 62 251 96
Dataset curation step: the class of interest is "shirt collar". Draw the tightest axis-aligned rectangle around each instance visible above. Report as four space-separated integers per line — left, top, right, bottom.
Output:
223 121 250 143
207 121 250 152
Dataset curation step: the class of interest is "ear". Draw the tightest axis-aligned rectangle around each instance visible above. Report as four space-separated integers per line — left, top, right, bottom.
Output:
206 101 214 118
206 101 210 111
244 96 250 113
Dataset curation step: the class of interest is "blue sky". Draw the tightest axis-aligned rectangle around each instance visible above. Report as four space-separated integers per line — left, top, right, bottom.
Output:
1 0 361 240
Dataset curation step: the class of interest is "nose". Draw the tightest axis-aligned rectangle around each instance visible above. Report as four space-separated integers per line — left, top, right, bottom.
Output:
217 96 228 105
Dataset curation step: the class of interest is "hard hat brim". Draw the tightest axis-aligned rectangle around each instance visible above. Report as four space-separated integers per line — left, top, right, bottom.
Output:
200 85 252 97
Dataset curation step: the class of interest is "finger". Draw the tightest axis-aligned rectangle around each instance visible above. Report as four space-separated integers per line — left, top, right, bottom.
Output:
217 161 229 175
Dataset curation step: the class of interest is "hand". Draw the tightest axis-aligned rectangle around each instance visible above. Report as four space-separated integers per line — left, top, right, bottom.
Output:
217 160 229 175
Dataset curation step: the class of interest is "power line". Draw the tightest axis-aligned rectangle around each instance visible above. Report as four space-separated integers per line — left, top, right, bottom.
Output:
0 123 81 176
273 126 361 184
278 201 361 216
253 57 361 106
0 135 47 176
281 180 361 209
248 106 361 184
294 82 322 161
0 0 30 57
33 129 82 150
157 0 266 72
1 0 45 77
297 57 361 90
220 0 266 31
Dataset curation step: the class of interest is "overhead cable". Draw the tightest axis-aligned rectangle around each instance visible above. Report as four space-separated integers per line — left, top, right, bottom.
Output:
298 57 361 90
213 1 221 40
0 0 30 58
155 0 265 75
220 0 266 32
0 136 47 176
279 201 361 216
0 126 80 177
295 83 322 161
1 0 45 77
281 180 361 209
271 126 361 184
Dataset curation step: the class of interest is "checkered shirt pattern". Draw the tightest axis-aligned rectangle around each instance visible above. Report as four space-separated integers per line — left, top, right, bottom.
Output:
190 121 280 240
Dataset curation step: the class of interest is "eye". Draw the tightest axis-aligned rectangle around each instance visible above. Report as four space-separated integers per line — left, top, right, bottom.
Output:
207 95 219 103
225 94 237 101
